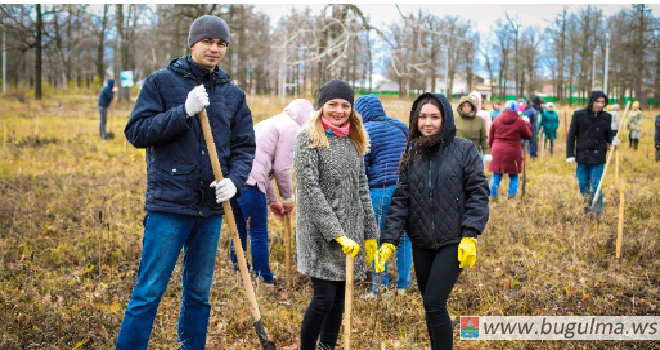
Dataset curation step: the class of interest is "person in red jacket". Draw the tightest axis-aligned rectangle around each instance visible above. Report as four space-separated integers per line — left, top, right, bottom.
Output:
488 101 532 198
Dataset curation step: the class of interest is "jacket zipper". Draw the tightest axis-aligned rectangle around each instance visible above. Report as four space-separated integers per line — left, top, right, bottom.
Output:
427 156 437 245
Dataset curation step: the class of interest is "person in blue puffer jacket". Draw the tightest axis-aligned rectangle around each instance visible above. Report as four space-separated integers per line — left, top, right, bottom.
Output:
118 15 256 350
354 94 412 296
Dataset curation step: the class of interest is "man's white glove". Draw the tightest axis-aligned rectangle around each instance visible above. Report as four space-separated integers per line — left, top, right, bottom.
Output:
483 154 493 163
566 157 576 164
210 178 237 203
522 116 530 123
612 138 621 146
185 85 210 117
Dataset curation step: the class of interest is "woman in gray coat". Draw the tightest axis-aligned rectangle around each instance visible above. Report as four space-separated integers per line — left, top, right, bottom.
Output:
293 80 378 350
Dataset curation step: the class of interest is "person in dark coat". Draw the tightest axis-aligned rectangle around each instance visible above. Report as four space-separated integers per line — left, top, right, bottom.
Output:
354 94 412 295
566 90 619 217
655 113 660 162
376 93 489 350
488 101 532 198
117 15 256 350
98 78 115 139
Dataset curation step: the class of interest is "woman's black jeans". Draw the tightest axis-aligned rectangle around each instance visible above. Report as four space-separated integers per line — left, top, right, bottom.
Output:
413 243 463 350
300 277 346 350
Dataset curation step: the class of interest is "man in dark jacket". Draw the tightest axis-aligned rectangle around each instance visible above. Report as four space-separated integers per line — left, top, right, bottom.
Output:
524 100 538 158
354 94 412 295
566 90 619 217
98 78 115 139
117 15 255 350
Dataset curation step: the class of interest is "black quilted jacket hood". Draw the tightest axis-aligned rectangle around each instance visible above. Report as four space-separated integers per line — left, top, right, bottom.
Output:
408 93 457 148
382 94 490 249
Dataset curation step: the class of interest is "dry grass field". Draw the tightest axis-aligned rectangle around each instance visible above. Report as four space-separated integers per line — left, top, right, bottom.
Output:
0 93 659 350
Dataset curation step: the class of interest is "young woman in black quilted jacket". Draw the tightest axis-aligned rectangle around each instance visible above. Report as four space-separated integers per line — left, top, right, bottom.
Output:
376 93 490 350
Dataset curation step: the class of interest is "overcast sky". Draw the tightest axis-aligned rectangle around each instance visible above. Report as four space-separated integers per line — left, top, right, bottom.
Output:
254 3 659 35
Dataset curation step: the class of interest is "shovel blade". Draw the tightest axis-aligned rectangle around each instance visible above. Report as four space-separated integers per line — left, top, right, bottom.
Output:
254 319 277 350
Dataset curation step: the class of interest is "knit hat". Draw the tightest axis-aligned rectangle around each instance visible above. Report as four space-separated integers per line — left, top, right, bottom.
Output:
547 102 554 108
317 79 354 109
188 15 230 48
504 100 517 111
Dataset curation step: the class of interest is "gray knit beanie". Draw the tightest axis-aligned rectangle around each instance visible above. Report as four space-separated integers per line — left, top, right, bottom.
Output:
318 79 355 109
188 15 230 48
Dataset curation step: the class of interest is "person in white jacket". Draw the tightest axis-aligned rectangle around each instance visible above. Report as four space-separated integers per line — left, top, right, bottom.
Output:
229 99 315 287
470 91 492 138
609 104 621 140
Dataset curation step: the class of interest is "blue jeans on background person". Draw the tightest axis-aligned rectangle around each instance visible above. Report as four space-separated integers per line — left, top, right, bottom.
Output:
116 211 223 350
370 186 413 291
98 106 108 139
576 163 604 215
490 173 519 197
229 185 274 284
521 138 537 157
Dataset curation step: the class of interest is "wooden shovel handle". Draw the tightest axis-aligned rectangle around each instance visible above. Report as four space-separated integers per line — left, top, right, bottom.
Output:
284 213 293 289
199 109 261 322
344 254 354 350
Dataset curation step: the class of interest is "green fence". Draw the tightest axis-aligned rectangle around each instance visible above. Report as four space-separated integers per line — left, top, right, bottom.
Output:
355 90 399 96
489 95 654 106
355 91 656 106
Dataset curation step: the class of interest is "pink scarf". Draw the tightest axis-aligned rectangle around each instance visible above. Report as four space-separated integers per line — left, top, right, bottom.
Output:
321 117 351 138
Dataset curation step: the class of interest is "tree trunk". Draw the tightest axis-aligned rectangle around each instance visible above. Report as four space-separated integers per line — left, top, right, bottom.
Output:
97 5 108 83
35 4 42 100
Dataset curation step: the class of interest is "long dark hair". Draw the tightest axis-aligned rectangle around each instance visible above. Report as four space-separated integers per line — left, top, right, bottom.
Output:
399 96 444 171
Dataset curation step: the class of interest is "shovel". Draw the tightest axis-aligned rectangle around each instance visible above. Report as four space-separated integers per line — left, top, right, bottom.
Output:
199 109 277 350
284 213 293 289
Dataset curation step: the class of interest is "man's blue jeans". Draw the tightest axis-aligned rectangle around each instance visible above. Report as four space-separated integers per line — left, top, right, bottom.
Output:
370 186 413 291
490 173 519 197
116 211 223 350
576 163 604 214
229 185 274 284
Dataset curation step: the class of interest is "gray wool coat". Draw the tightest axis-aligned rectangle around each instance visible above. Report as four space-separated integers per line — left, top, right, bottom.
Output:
293 125 378 281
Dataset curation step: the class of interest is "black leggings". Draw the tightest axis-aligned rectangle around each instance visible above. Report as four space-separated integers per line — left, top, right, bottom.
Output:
300 278 346 350
413 244 463 350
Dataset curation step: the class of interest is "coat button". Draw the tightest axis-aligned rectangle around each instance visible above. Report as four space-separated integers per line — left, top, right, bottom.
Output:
172 168 177 172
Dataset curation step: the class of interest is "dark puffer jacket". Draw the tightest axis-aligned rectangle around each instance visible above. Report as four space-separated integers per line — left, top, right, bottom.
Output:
354 94 409 188
124 56 256 216
655 114 660 144
567 91 613 165
381 93 490 249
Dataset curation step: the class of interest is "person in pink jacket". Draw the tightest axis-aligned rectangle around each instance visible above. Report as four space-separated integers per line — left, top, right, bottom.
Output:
229 99 315 287
470 91 492 139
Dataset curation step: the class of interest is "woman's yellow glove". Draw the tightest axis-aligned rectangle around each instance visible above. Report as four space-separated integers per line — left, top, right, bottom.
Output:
375 243 396 273
458 237 477 268
335 235 360 258
365 239 378 265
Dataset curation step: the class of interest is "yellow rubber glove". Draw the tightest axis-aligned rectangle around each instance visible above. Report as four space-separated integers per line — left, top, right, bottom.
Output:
458 237 477 268
335 235 360 258
375 243 396 273
365 239 378 265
